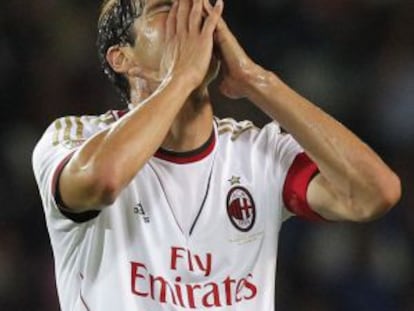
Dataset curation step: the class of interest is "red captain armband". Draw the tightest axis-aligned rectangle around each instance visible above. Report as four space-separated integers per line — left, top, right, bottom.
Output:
282 153 325 222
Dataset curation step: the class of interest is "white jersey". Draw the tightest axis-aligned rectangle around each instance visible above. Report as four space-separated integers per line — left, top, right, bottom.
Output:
32 111 320 311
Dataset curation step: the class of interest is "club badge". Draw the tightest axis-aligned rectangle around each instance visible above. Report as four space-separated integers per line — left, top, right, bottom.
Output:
226 186 256 232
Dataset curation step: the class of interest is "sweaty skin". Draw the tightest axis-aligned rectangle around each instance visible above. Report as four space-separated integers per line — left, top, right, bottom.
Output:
202 0 401 221
59 0 224 210
59 0 400 222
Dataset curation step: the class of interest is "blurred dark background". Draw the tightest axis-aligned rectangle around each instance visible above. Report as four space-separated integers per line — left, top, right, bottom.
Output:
1 0 413 310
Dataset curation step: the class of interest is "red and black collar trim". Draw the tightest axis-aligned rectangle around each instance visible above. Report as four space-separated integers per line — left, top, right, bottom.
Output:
113 109 216 164
154 129 216 164
111 109 129 120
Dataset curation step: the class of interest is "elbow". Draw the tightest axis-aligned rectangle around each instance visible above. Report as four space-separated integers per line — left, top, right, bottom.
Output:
355 172 402 222
90 168 123 206
96 179 121 206
378 171 402 212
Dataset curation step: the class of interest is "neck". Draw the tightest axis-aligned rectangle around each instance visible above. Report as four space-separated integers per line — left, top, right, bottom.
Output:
161 89 213 152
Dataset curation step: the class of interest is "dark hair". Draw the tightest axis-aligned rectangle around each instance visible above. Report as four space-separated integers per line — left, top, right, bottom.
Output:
97 0 143 103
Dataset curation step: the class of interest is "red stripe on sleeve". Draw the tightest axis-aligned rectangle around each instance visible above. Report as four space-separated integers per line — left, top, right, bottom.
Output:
282 152 325 221
51 152 76 197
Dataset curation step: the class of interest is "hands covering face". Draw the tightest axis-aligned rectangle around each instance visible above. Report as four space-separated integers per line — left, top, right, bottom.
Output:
158 0 224 88
202 0 260 99
130 0 260 99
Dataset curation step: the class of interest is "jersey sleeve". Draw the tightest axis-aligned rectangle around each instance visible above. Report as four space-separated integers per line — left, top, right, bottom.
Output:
263 122 324 222
32 116 102 232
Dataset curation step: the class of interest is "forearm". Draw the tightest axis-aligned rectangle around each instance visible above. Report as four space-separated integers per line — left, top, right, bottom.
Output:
61 74 195 210
245 69 401 219
246 71 379 175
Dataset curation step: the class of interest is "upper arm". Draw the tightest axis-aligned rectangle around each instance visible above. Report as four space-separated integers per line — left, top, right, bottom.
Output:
33 116 114 221
307 170 400 222
57 128 116 212
263 122 325 222
273 128 377 223
307 173 346 221
32 117 96 224
270 125 399 223
281 152 326 222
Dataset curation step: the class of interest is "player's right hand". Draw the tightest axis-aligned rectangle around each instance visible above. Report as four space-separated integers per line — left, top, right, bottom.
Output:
160 0 223 89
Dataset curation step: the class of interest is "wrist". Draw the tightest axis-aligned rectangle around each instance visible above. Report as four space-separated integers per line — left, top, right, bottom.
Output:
171 69 204 93
244 67 283 101
246 66 283 106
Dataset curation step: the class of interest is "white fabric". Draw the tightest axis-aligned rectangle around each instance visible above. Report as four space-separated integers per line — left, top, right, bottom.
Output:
32 112 303 311
152 154 215 236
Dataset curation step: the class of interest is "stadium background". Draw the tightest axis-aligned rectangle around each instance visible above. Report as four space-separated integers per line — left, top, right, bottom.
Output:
0 0 413 310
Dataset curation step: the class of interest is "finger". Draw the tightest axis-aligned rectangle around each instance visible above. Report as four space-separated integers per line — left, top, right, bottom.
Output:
189 0 203 32
214 17 246 59
201 1 230 39
202 0 223 35
214 17 234 46
203 0 213 12
215 16 231 38
166 1 178 40
202 0 213 20
177 0 191 33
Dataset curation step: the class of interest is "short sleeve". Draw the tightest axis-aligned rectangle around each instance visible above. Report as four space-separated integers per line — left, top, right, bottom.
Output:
263 122 323 222
282 152 323 221
32 116 98 231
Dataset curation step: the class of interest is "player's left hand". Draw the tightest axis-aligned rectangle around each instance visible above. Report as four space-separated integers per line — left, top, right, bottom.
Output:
203 0 264 99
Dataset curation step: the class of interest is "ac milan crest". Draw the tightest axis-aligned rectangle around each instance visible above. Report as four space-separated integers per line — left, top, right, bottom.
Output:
226 186 256 232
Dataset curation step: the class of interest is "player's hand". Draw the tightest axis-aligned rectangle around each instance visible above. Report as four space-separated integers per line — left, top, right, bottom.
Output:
203 0 264 99
159 0 223 90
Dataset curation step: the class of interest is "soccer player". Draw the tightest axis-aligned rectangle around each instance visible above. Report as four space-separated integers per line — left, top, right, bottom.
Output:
32 0 401 310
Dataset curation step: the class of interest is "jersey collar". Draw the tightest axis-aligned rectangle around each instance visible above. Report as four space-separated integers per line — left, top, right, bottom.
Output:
154 125 216 164
112 109 217 164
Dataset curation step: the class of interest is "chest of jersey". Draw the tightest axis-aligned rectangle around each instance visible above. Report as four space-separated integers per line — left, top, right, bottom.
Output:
93 151 278 309
116 156 269 266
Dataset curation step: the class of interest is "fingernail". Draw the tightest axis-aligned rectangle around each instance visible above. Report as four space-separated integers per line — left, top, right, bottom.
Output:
215 0 223 7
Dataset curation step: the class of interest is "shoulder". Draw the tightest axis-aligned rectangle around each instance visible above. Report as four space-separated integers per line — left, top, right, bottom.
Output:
215 117 283 142
215 117 258 141
32 110 125 168
46 110 120 134
39 110 124 148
